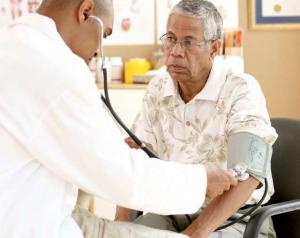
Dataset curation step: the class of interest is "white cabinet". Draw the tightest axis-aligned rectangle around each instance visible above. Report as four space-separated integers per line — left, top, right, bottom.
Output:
99 88 146 128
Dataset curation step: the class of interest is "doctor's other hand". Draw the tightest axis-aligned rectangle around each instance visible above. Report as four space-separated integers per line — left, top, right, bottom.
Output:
204 163 238 199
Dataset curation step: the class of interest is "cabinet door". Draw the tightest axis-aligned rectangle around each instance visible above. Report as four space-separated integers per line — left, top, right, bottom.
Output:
99 89 146 128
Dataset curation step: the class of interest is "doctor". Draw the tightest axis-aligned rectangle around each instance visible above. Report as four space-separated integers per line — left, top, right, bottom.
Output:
0 0 237 238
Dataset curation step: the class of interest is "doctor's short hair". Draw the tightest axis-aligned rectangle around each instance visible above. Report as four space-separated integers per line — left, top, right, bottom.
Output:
39 0 113 16
170 0 223 41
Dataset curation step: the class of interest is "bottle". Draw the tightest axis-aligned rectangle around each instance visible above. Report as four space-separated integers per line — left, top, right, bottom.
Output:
110 57 123 83
97 57 112 84
151 49 165 70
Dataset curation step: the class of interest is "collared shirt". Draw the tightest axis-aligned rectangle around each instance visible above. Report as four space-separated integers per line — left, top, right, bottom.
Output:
0 14 207 238
133 57 278 204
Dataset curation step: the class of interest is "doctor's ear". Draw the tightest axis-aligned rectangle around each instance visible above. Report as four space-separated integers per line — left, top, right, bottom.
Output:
78 0 94 23
84 13 88 20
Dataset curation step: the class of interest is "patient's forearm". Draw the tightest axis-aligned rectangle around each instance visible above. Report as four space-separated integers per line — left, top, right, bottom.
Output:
182 176 260 238
115 206 133 221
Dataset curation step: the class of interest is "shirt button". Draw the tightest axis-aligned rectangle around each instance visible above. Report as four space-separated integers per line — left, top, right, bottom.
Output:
186 121 191 126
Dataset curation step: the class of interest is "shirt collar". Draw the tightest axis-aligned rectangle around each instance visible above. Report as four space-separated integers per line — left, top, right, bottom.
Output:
194 56 231 102
10 13 70 50
163 57 232 102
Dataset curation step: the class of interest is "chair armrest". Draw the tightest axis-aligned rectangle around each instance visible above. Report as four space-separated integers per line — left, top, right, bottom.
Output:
243 199 300 238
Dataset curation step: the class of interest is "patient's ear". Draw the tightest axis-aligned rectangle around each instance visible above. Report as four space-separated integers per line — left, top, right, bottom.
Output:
210 40 221 60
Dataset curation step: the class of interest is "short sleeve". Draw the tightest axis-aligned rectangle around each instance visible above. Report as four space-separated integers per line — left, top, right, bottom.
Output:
226 74 277 145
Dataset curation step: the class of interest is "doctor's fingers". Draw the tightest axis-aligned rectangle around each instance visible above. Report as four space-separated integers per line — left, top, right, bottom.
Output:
220 170 238 190
227 170 238 187
204 163 238 198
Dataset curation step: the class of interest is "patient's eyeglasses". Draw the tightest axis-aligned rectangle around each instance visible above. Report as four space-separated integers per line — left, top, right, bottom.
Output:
160 33 207 51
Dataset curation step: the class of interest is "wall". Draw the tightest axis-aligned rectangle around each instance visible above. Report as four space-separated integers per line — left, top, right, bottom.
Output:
240 1 300 119
104 1 300 119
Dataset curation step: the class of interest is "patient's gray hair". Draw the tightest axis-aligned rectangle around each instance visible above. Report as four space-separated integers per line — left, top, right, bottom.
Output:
170 0 223 40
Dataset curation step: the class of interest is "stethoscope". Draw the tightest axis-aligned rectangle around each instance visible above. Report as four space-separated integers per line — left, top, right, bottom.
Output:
88 15 268 231
89 15 157 158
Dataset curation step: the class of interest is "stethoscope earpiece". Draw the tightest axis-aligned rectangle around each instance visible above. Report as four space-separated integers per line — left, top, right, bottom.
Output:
84 13 88 20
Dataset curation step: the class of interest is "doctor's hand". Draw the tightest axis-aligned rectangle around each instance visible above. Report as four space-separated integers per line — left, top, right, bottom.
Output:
204 163 238 199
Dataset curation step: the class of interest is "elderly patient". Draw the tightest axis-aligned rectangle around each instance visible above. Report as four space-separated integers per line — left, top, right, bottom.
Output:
115 0 277 238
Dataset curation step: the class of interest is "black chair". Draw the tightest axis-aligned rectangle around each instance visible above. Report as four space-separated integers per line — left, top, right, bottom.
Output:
244 118 300 238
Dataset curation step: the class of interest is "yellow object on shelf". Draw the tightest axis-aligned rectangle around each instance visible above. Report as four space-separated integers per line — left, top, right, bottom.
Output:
125 58 151 84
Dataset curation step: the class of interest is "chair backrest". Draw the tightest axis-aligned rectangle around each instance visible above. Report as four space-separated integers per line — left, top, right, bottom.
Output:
268 118 300 237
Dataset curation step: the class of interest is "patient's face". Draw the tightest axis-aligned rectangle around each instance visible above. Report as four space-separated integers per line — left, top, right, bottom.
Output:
164 13 214 87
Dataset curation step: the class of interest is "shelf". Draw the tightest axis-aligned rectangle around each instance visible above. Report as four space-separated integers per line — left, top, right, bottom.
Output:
96 83 148 90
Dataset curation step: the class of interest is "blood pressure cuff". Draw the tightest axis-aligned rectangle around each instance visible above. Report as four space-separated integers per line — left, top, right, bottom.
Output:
227 132 272 178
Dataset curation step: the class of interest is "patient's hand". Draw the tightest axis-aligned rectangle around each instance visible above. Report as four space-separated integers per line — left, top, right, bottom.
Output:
204 163 238 199
124 137 154 151
115 206 132 222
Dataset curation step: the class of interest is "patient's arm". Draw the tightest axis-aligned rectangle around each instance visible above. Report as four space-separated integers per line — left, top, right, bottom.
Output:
182 176 259 238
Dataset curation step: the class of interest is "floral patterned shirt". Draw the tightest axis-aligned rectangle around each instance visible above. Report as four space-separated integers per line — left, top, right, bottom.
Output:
132 57 278 204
